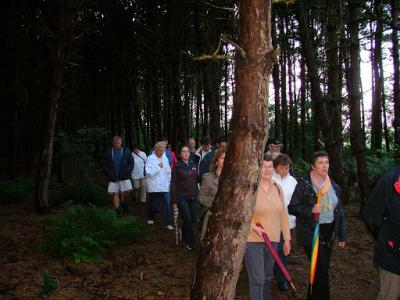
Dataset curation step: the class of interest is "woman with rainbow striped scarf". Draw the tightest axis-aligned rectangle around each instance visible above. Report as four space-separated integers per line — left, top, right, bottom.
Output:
288 151 347 300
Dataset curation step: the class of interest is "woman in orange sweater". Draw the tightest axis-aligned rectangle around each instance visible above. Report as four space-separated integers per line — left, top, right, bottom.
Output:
245 154 291 300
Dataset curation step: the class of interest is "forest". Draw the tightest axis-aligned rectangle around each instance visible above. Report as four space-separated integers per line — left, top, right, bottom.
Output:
0 0 398 299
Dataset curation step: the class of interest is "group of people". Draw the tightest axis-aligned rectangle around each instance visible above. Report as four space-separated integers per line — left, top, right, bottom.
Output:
101 135 227 249
245 142 346 300
102 136 399 300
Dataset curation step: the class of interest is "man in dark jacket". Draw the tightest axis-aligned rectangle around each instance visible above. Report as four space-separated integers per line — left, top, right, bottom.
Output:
101 136 134 215
363 167 400 300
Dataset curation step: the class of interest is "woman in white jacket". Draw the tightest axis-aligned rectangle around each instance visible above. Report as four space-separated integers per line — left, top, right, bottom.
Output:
145 142 173 229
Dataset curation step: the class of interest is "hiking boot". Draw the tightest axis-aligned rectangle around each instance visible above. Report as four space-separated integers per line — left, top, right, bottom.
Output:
165 225 174 230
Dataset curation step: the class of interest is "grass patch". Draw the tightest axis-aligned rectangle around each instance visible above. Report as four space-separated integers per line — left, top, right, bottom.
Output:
39 204 148 263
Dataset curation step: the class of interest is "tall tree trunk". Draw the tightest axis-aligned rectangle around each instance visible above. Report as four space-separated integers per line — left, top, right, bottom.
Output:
296 0 344 187
271 15 281 140
279 17 288 148
371 0 384 152
325 0 344 190
391 0 400 146
35 0 67 213
300 58 307 159
191 0 273 298
347 0 370 215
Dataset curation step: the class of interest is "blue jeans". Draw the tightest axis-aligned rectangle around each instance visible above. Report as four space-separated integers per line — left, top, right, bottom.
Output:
274 233 289 285
148 192 172 226
177 197 197 247
245 242 278 300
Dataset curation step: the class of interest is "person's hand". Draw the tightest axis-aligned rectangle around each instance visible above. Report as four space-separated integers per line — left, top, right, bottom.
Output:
253 224 267 239
159 162 163 168
338 241 346 249
312 203 322 214
283 240 291 256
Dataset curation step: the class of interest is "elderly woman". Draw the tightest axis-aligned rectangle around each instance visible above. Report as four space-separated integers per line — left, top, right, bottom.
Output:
171 146 199 249
198 149 225 241
288 151 347 300
145 141 173 229
245 154 291 300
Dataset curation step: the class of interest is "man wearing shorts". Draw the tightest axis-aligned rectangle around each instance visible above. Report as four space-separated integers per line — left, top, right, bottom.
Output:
102 136 134 215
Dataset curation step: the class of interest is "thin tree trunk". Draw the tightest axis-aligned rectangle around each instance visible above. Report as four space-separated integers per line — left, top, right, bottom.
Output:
279 17 288 148
300 58 307 159
371 0 384 152
35 0 67 213
391 0 400 146
191 0 273 298
347 0 370 215
325 0 344 190
271 15 281 140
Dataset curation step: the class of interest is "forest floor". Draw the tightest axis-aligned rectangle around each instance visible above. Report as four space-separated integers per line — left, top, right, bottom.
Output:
0 194 379 300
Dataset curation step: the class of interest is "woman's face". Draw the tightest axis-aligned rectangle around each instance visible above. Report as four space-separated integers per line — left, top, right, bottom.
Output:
312 156 329 177
180 146 190 161
217 153 225 169
261 160 274 181
275 164 289 178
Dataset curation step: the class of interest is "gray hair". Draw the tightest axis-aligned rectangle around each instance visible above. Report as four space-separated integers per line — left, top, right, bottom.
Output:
112 136 122 143
154 141 166 150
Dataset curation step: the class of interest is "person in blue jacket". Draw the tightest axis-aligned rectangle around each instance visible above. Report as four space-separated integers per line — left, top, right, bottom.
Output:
101 136 134 215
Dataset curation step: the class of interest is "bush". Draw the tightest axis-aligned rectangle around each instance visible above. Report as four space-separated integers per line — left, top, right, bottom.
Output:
0 178 34 203
40 205 148 263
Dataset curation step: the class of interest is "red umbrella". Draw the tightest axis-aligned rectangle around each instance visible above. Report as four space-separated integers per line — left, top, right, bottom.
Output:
256 223 296 291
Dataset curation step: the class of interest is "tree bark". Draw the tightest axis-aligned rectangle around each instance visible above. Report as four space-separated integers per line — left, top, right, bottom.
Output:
347 0 370 215
191 0 273 298
35 0 67 213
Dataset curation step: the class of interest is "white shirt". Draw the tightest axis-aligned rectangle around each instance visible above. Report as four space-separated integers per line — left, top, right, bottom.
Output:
272 172 297 229
131 151 147 179
145 153 171 193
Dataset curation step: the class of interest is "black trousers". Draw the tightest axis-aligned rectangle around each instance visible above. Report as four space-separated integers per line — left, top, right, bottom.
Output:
304 223 334 300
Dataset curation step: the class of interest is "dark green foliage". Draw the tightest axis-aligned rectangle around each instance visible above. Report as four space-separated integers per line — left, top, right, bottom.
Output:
40 205 148 263
52 127 108 206
49 183 109 207
292 159 310 180
366 151 397 179
40 269 57 295
0 178 34 203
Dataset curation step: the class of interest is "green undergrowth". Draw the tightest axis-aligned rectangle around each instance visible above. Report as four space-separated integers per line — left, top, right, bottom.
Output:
49 182 109 207
0 178 34 204
39 204 149 263
40 269 57 295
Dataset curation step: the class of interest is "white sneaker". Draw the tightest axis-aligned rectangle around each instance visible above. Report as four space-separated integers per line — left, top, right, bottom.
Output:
165 225 174 230
147 220 154 225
